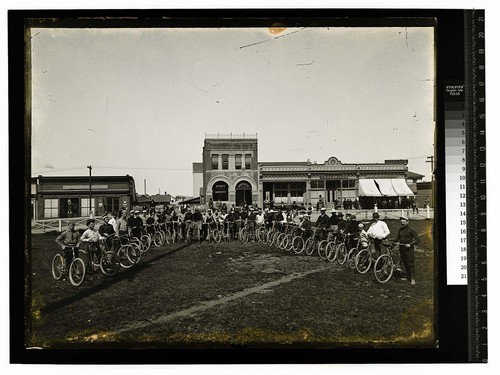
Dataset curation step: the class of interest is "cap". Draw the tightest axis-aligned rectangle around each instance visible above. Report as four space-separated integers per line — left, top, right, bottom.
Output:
330 209 337 213
337 212 344 217
372 212 380 218
320 207 326 211
400 216 409 222
134 210 140 214
358 223 364 228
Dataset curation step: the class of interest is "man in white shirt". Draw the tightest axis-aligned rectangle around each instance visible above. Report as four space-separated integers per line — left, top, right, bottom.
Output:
367 212 390 257
256 210 265 227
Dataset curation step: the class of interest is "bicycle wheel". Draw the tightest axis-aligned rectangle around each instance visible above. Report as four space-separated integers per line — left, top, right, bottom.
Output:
140 234 152 252
240 228 249 243
257 227 267 243
336 243 348 265
355 249 373 274
346 248 359 269
266 231 273 246
374 254 394 283
283 235 293 252
153 232 163 247
68 258 86 287
292 236 305 254
117 245 134 269
304 238 316 256
164 230 172 245
326 241 337 262
318 240 329 259
212 229 222 243
51 254 65 280
100 251 120 276
272 232 281 248
127 243 142 265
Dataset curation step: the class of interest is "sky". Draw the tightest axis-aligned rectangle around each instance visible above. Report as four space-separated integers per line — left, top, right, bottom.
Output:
31 26 435 196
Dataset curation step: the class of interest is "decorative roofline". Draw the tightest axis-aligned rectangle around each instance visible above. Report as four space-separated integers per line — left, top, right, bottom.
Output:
205 133 257 140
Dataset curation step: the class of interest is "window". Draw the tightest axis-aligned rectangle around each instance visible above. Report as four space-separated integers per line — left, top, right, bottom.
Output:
245 155 252 170
274 182 288 198
212 181 229 201
290 182 306 198
235 154 242 170
106 197 120 213
341 180 356 189
222 154 229 170
211 154 219 170
44 199 58 218
310 180 325 189
81 198 96 217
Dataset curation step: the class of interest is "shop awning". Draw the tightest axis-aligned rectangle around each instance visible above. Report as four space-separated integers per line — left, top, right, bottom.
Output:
358 179 382 197
375 179 398 196
391 179 415 196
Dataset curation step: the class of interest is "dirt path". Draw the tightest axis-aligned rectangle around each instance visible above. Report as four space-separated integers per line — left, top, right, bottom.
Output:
114 263 335 335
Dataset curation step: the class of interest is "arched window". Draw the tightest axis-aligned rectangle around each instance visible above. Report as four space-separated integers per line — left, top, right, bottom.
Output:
212 181 229 201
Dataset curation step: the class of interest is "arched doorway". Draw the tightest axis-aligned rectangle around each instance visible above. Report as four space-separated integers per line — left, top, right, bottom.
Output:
235 181 252 207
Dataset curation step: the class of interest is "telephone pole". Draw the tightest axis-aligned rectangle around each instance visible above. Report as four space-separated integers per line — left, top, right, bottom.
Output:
426 156 434 181
87 165 92 217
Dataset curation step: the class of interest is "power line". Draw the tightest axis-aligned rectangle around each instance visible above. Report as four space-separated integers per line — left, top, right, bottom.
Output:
94 165 192 171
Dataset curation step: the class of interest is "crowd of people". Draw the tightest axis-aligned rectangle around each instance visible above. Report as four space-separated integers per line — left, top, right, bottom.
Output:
55 202 421 285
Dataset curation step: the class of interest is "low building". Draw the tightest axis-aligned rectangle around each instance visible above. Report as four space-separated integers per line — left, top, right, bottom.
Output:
31 175 137 220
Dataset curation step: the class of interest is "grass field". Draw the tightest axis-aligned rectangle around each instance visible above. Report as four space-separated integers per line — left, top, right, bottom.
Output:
26 219 435 349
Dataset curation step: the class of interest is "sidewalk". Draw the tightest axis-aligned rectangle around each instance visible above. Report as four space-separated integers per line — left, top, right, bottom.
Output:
309 208 434 222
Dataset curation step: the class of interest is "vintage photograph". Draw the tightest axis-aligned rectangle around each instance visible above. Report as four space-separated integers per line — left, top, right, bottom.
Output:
27 23 436 349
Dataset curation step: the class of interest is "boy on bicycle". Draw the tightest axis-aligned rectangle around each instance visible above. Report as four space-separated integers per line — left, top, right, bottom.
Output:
81 219 104 260
55 222 81 270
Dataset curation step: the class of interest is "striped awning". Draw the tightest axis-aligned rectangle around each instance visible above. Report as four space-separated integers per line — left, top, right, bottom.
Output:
390 179 415 196
358 179 382 197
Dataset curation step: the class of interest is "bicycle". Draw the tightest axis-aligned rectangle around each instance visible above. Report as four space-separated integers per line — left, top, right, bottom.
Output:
116 234 142 268
354 239 376 274
346 236 363 269
276 223 297 252
318 229 336 260
336 233 353 265
51 246 86 287
373 241 401 283
96 235 121 277
221 221 233 243
304 227 324 256
291 226 309 254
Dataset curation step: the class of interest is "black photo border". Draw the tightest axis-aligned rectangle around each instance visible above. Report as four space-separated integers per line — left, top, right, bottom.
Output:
10 8 472 364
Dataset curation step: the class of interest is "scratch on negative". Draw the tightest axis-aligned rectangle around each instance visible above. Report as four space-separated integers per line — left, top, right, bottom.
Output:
240 28 305 50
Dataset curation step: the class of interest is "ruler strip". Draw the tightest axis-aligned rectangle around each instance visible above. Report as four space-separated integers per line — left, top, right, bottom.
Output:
465 9 487 363
445 83 467 285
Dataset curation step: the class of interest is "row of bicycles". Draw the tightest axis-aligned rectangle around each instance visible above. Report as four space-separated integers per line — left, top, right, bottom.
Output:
51 228 157 287
246 222 401 283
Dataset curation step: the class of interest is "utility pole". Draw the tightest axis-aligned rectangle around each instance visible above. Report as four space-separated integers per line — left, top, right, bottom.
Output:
87 165 92 217
144 179 147 195
426 156 435 181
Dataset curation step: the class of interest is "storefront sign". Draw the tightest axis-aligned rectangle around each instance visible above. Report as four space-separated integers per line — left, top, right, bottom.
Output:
62 185 109 190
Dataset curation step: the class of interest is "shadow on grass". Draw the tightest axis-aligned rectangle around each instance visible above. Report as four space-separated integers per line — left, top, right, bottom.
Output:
39 243 193 315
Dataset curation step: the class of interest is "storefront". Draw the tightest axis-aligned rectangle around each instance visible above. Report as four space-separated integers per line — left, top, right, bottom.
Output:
31 175 137 220
194 137 425 209
258 157 421 209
